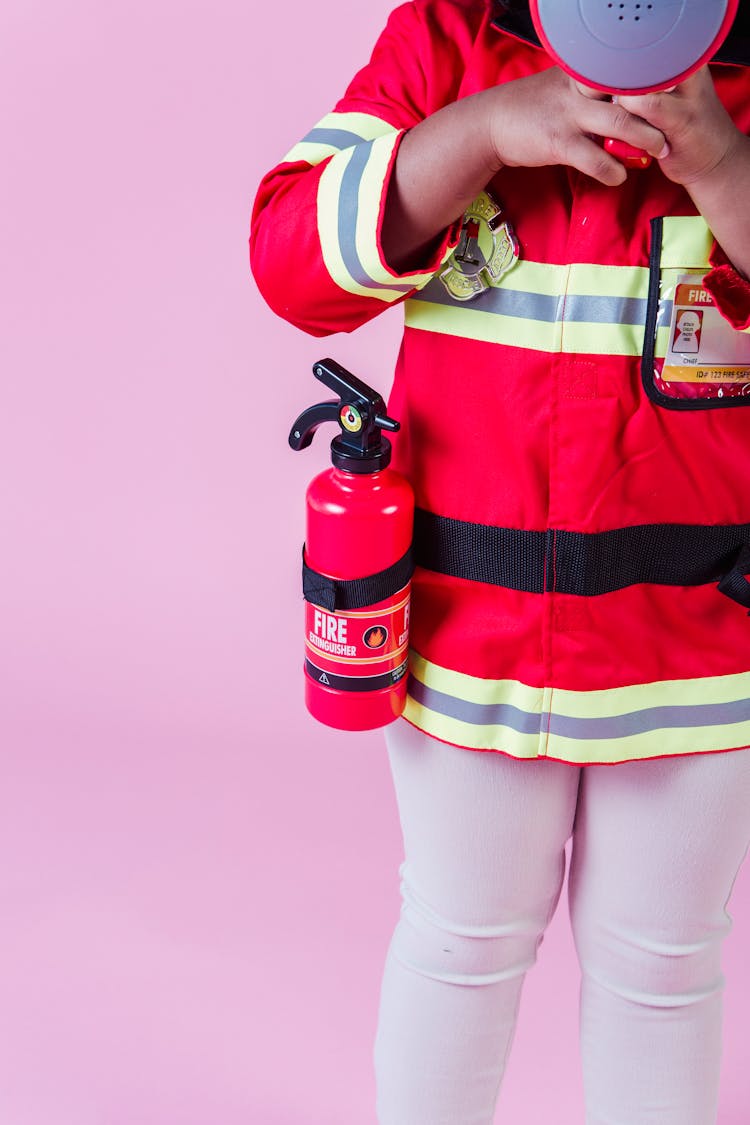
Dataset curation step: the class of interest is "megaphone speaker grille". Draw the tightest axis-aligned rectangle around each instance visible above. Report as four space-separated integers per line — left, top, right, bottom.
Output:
582 1 683 49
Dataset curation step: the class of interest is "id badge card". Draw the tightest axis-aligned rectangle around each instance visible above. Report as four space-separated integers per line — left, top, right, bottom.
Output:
657 273 750 402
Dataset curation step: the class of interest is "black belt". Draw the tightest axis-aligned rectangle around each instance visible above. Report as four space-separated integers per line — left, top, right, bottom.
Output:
412 509 750 611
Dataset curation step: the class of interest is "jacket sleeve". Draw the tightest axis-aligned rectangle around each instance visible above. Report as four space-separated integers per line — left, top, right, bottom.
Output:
250 0 469 336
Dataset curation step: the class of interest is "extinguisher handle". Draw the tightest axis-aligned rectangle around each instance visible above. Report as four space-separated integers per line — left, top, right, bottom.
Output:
312 357 401 436
289 400 339 450
604 137 652 170
312 358 389 413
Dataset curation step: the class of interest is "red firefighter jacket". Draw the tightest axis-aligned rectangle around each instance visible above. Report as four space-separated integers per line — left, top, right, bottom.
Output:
251 0 750 763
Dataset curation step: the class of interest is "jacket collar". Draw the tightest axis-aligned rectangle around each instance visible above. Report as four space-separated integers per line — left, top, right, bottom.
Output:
488 1 750 68
488 1 541 49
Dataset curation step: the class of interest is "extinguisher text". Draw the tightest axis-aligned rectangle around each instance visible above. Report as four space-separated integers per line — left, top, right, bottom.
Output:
310 609 357 656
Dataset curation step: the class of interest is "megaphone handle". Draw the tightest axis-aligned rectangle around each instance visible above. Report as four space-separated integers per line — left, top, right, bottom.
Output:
604 137 652 170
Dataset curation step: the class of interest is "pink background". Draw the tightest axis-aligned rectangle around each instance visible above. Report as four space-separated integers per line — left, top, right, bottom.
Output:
1 1 748 1121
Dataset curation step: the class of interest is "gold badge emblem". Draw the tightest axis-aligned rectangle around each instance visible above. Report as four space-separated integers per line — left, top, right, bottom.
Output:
440 191 519 301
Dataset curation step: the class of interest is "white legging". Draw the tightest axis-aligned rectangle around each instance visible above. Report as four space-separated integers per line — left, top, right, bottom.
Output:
374 721 750 1125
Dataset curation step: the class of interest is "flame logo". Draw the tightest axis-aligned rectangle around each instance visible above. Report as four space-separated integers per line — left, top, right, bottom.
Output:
364 625 388 649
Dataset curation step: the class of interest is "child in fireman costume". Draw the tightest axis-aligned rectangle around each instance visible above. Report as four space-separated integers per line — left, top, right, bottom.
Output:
251 0 750 1120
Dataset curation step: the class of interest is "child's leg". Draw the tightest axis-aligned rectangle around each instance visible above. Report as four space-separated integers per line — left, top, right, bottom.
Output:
374 720 581 1125
569 748 750 1125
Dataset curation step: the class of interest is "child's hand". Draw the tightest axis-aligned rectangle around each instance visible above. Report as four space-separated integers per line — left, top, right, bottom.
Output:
616 68 748 188
485 67 667 186
382 64 669 271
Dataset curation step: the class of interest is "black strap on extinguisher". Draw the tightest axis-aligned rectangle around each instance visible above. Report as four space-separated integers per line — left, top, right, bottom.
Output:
302 545 415 613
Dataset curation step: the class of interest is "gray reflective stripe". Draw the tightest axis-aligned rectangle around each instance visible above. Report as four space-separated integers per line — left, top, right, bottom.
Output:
409 678 750 740
564 293 648 326
338 143 414 294
419 275 556 319
301 127 368 150
418 275 650 326
410 679 540 735
553 698 750 739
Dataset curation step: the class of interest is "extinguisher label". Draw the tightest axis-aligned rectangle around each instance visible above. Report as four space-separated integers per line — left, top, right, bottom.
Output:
305 584 411 690
305 657 409 693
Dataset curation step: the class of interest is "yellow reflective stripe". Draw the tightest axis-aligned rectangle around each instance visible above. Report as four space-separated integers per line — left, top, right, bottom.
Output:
355 134 442 290
406 652 544 757
556 668 749 714
314 111 400 139
317 143 406 303
317 133 443 302
406 257 655 354
493 260 568 296
426 260 647 300
285 141 347 166
281 111 398 166
404 217 725 355
567 263 648 297
655 324 672 358
660 215 713 270
442 256 647 302
411 651 750 712
405 298 645 354
405 697 546 759
547 710 750 763
405 300 564 351
410 651 541 708
406 651 750 764
409 258 566 351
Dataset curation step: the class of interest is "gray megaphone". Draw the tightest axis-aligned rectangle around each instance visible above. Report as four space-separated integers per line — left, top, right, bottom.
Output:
529 0 740 166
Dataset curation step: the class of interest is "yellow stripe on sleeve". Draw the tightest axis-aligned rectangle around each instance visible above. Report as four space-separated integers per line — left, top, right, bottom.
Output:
281 111 399 166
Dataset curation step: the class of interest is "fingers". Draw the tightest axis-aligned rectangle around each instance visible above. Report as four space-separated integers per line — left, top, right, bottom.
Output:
565 135 628 186
580 94 668 159
615 68 739 185
616 68 713 128
616 90 676 130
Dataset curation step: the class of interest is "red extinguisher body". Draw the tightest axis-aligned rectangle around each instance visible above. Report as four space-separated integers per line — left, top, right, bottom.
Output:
304 466 414 730
290 359 416 732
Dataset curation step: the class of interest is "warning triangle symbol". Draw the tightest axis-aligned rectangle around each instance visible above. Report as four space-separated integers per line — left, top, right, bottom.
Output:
319 672 331 685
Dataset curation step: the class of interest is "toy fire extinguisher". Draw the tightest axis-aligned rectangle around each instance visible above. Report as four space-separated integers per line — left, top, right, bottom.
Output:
289 359 415 731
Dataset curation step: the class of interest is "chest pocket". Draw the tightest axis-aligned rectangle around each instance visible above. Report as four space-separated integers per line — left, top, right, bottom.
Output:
642 215 750 409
